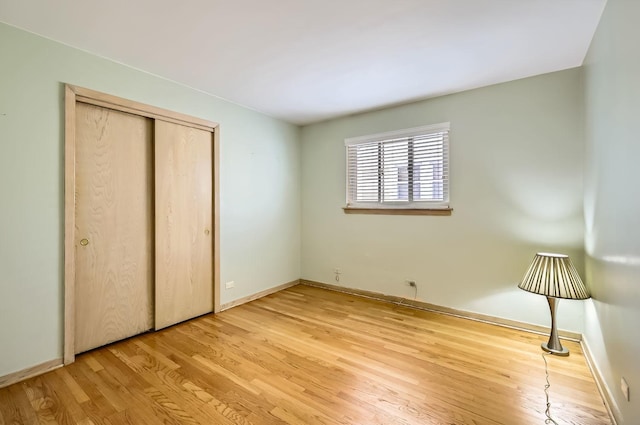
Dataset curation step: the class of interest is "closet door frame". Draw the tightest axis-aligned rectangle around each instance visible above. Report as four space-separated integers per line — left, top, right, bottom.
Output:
64 84 220 365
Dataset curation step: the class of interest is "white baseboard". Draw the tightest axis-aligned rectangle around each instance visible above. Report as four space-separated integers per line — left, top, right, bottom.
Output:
0 358 63 389
219 279 300 312
581 336 620 425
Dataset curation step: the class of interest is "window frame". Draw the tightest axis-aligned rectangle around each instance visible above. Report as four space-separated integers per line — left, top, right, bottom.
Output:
344 123 451 215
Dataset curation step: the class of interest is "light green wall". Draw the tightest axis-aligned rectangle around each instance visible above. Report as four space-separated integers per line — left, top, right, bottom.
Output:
301 69 586 331
583 0 640 422
0 22 301 377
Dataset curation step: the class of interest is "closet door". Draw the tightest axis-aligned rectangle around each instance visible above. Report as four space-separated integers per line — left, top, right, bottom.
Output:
154 120 213 329
74 103 154 353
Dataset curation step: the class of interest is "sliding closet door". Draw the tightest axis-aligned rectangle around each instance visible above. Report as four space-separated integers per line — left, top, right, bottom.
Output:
74 103 154 354
154 120 213 329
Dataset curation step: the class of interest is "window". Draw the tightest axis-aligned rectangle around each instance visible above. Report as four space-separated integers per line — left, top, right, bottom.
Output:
345 123 450 214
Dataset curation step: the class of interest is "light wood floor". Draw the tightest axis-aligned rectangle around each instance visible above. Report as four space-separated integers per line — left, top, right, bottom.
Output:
0 285 611 424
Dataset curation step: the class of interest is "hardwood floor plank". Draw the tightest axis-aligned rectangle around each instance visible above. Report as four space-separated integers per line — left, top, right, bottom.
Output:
0 386 23 425
8 384 45 425
55 367 90 404
105 335 257 424
42 372 92 424
23 376 75 425
0 285 611 424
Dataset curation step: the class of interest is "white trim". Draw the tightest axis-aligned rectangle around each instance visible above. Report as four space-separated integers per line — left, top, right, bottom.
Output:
346 201 450 209
581 336 620 424
219 279 300 311
344 122 450 146
0 358 63 389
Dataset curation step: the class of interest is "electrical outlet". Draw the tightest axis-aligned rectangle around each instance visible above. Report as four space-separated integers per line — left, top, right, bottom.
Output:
225 281 235 289
621 377 630 401
333 268 342 283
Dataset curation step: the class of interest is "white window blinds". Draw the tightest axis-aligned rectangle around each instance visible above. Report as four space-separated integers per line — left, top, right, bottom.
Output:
345 123 449 209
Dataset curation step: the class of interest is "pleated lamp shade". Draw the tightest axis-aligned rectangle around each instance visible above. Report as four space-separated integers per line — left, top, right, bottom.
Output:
518 253 590 300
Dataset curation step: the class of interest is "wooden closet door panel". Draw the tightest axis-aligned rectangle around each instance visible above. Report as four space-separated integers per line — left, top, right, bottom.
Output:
74 103 154 354
155 120 213 329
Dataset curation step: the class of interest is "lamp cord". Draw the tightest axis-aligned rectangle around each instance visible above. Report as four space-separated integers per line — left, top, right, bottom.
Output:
542 352 560 425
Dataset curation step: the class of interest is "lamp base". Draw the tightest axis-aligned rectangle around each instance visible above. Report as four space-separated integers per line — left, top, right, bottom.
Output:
541 342 569 356
540 296 571 356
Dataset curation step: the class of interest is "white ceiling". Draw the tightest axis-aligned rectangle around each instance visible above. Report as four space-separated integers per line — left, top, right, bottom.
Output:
0 0 605 125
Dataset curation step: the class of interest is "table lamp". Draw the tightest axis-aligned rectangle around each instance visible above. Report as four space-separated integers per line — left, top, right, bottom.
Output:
518 253 590 356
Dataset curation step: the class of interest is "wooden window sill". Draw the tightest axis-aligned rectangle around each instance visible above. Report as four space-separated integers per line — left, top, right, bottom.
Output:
343 207 452 216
